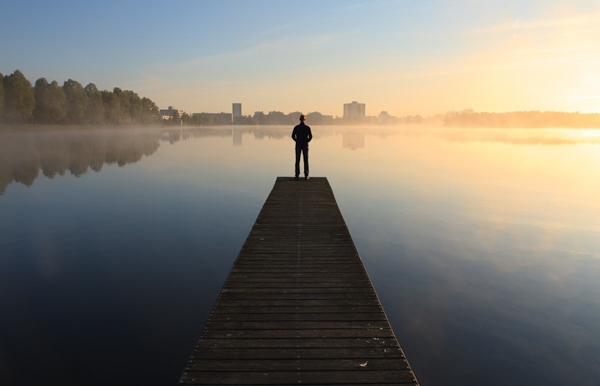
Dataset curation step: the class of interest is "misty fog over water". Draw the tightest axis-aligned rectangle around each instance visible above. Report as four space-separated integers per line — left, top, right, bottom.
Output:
1 126 599 385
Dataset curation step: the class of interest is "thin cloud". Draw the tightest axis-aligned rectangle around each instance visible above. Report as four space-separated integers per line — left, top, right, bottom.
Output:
340 2 370 12
243 20 300 46
146 30 341 75
466 12 600 35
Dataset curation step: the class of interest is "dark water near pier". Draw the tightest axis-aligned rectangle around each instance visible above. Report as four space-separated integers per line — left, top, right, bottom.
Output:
1 125 599 385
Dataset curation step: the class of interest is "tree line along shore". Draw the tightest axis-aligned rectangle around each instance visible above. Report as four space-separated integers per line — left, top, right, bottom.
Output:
0 70 159 125
2 69 600 128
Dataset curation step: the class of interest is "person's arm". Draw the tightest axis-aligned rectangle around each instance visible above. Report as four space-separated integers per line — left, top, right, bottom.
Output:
291 127 297 142
307 127 313 142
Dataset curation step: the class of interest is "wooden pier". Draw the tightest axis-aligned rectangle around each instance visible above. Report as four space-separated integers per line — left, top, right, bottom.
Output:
179 177 418 385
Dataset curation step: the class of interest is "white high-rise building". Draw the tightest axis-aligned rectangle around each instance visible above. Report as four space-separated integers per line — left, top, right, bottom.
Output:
343 101 366 119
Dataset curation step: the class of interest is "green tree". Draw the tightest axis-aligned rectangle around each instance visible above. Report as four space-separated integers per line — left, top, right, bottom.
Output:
34 78 66 124
63 79 88 124
181 112 192 125
113 87 130 123
253 111 266 125
3 70 35 123
287 111 302 124
84 83 105 124
172 110 181 126
101 90 120 124
126 90 142 123
33 78 50 123
0 73 4 118
47 81 67 123
266 111 286 125
140 97 158 123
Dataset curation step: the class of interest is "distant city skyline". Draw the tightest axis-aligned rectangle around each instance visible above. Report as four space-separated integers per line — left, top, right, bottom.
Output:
2 1 599 117
165 101 366 120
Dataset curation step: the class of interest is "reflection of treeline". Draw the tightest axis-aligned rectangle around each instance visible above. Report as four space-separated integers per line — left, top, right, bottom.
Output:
0 129 161 194
160 127 234 143
0 70 159 125
444 111 600 128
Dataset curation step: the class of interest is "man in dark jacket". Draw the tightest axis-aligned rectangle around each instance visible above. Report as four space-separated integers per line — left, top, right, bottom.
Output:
291 114 313 180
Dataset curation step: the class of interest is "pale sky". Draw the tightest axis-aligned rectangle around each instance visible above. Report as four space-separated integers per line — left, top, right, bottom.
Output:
1 0 599 117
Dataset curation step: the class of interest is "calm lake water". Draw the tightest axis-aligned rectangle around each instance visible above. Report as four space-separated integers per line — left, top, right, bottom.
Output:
1 125 599 385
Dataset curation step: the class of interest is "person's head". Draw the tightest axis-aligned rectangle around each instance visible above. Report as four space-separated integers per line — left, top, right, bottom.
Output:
299 114 306 122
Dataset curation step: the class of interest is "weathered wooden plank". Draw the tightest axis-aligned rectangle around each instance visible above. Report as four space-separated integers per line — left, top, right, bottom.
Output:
226 272 368 279
179 177 418 385
222 282 373 289
185 358 409 371
195 338 401 349
200 328 394 339
236 254 361 258
190 347 406 360
204 321 390 330
231 266 365 272
207 313 387 322
220 287 374 294
224 278 371 284
210 306 383 314
214 299 383 307
180 370 417 385
230 267 364 272
218 293 378 300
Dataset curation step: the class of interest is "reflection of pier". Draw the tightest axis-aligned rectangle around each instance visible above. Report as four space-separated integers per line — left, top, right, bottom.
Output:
179 177 418 385
343 132 365 150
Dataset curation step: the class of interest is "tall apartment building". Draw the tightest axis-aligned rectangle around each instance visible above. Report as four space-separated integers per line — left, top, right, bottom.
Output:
232 103 242 118
343 101 366 119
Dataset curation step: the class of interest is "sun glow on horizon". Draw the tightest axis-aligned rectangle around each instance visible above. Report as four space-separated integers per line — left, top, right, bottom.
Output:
121 3 600 118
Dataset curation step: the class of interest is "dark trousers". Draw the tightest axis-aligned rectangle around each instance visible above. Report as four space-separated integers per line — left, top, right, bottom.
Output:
295 146 309 176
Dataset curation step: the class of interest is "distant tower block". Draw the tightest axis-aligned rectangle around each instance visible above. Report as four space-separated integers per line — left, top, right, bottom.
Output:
232 103 242 119
343 101 366 119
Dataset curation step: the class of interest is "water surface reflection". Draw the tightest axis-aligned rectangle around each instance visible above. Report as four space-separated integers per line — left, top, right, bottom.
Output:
0 128 162 194
1 126 599 386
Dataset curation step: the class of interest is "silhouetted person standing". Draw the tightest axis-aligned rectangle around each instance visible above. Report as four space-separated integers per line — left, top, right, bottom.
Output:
292 114 313 180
